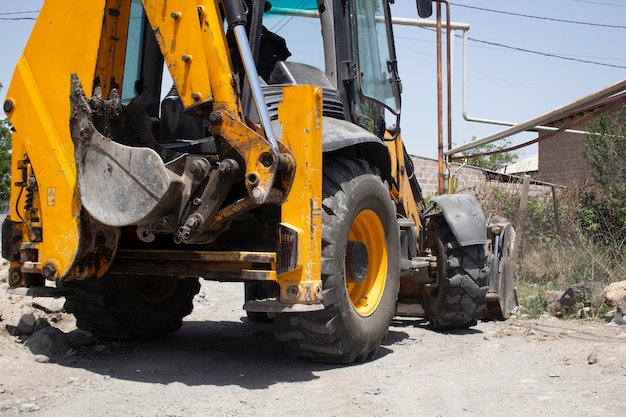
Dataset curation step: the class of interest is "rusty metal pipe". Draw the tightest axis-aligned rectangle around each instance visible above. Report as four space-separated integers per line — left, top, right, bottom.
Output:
448 77 626 155
444 0 452 155
436 1 444 194
435 0 453 195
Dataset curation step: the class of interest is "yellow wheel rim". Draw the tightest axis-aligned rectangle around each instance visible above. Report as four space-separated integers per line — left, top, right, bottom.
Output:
346 209 388 317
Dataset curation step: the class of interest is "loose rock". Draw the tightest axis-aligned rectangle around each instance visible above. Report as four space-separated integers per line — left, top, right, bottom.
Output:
33 317 51 333
34 354 50 363
545 291 564 316
15 313 36 336
546 283 586 317
602 281 626 307
587 352 598 365
66 329 97 349
18 402 40 412
560 282 586 312
610 310 626 325
576 307 596 319
24 326 70 357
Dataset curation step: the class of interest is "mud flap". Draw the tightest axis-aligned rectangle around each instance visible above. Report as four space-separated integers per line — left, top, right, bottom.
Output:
432 194 486 246
69 74 184 227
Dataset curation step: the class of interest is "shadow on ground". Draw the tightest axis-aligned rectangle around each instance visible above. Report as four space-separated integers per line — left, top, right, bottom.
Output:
50 317 416 389
42 310 491 389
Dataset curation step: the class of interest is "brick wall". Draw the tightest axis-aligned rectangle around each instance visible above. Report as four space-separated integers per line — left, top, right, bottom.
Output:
411 155 552 198
411 156 485 196
536 118 591 185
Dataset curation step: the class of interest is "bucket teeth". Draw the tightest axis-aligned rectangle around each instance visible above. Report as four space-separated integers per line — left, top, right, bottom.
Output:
69 74 176 227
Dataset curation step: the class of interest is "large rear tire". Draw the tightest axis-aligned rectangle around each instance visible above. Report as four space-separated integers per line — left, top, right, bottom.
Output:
423 215 489 329
62 275 200 339
274 158 400 363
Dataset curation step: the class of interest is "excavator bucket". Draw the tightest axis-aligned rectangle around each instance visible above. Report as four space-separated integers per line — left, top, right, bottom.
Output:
69 74 188 227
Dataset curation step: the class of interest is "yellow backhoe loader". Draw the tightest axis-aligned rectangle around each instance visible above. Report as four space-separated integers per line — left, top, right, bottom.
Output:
2 0 516 363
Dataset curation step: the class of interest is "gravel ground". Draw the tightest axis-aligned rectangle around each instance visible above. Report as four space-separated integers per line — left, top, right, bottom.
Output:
1 267 625 416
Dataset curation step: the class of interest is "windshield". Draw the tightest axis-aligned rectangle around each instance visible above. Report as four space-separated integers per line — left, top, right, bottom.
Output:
352 0 397 111
263 0 325 72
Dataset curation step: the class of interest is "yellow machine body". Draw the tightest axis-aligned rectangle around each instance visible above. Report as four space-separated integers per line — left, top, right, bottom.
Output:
2 0 504 363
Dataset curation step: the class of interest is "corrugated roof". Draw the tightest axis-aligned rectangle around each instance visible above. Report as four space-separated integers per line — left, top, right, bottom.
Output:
497 153 538 175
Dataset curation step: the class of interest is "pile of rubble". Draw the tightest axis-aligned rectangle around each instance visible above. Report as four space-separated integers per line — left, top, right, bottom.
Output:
545 280 626 324
3 296 100 363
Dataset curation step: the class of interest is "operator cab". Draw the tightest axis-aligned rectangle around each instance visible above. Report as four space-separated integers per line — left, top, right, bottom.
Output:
258 0 402 139
118 0 401 154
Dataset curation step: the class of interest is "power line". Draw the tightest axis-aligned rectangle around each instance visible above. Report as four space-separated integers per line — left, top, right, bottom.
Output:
0 10 39 16
0 9 37 20
450 3 626 29
396 36 612 97
397 38 581 97
416 26 626 69
570 0 626 7
465 35 626 69
397 34 626 63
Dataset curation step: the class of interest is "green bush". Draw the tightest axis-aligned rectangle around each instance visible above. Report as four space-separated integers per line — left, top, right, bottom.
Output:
478 178 625 319
581 107 626 246
460 137 519 171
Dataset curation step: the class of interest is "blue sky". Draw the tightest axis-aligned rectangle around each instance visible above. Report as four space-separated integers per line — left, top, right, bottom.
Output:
1 0 624 159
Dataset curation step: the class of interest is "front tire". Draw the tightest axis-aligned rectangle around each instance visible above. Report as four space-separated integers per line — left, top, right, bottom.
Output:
62 274 200 339
423 215 489 329
274 158 400 363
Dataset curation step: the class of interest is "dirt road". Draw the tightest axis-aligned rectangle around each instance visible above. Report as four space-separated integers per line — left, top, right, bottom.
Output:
1 275 625 416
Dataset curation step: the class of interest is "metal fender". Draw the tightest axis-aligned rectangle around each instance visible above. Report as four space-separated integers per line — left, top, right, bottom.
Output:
432 194 487 246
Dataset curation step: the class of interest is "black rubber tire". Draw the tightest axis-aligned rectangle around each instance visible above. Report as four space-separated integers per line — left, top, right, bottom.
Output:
62 275 200 339
244 282 274 322
423 215 489 329
274 158 400 363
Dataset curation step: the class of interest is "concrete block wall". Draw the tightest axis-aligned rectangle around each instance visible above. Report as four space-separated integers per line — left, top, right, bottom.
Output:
410 156 441 196
410 155 552 198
